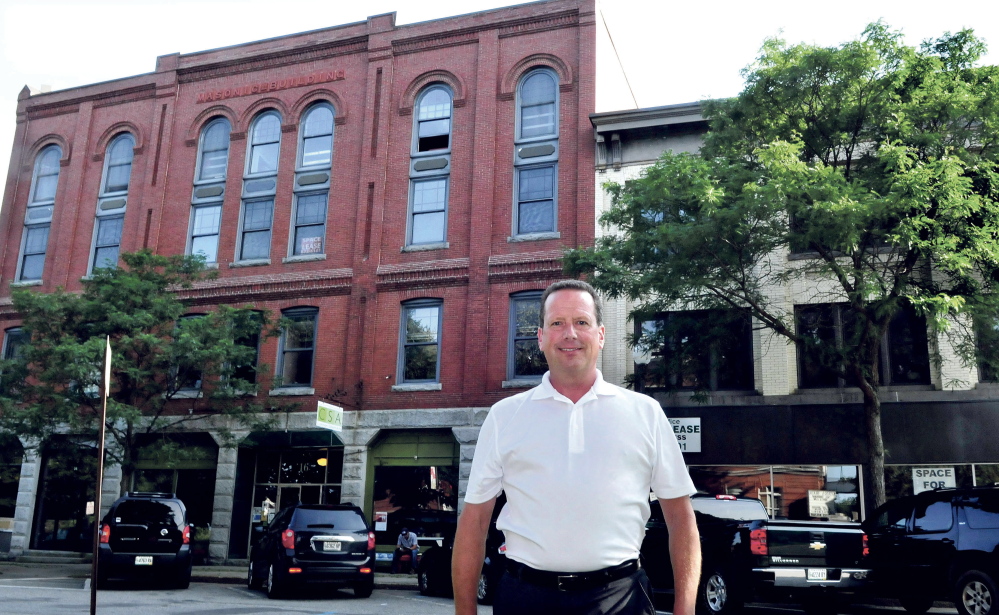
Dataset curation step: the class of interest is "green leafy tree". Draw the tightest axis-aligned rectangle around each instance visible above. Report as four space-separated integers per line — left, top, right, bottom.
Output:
0 250 284 493
566 24 999 507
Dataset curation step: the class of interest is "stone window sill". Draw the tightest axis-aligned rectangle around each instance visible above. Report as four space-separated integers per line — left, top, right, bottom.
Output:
268 387 315 396
391 383 443 392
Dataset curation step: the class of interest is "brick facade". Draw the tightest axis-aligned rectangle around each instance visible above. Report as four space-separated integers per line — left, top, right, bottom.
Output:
0 0 595 561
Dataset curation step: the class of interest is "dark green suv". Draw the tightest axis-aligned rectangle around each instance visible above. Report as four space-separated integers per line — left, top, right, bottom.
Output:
97 492 193 588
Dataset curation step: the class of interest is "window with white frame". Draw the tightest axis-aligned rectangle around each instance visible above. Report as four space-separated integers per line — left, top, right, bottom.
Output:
399 300 442 383
91 134 134 272
508 291 547 380
278 307 317 387
513 69 559 237
189 118 231 263
290 103 334 257
18 145 61 281
238 112 281 262
407 86 452 247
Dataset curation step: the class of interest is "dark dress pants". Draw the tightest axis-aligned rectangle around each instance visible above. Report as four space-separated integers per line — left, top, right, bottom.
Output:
493 568 657 615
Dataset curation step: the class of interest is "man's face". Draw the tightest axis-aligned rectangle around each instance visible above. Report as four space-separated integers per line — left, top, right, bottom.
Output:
538 289 605 381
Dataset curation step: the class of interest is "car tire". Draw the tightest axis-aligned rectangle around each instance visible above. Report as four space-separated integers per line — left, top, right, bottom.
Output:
477 571 494 605
174 566 192 590
418 567 434 596
955 569 997 615
698 566 743 615
900 594 935 615
247 561 262 590
266 564 284 599
354 578 374 598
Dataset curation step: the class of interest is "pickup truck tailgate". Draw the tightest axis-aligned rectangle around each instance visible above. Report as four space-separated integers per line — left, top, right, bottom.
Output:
766 521 866 567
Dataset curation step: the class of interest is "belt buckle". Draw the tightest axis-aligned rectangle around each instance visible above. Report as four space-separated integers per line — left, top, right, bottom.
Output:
557 574 579 591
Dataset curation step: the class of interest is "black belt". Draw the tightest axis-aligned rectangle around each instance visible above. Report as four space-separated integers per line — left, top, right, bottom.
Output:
505 558 639 592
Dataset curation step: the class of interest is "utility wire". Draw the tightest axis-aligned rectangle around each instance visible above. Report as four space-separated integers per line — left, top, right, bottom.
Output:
599 5 639 108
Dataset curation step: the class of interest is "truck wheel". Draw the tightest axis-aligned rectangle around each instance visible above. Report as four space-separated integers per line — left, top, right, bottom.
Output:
900 595 934 615
477 572 494 605
418 568 435 596
955 570 997 615
698 567 742 615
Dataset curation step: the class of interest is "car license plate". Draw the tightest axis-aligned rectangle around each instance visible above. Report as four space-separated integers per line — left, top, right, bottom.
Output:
807 569 827 581
135 556 153 566
322 541 342 552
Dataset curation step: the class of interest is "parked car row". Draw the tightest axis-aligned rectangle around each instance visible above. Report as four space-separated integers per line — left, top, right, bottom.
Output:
420 486 999 615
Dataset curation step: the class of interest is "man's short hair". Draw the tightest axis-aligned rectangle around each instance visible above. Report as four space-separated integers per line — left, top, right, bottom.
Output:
539 279 603 327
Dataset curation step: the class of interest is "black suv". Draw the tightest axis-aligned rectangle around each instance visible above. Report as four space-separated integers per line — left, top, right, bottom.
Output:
863 486 999 615
97 492 193 588
247 503 376 599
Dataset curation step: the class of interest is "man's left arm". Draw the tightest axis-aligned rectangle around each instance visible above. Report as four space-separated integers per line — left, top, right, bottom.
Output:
659 496 701 615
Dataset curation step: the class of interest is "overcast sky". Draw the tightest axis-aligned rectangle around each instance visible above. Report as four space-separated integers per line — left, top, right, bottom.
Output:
1 0 997 194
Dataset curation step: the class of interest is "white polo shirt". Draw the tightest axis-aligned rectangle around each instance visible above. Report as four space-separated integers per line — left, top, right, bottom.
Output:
464 370 695 572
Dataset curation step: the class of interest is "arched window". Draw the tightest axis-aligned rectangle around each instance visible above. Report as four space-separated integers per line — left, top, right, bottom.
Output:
513 69 559 238
18 145 61 281
91 133 135 272
189 118 231 264
238 112 281 262
407 86 453 248
289 103 335 258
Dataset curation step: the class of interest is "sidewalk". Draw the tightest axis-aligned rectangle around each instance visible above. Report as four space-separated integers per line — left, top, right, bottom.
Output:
0 560 419 590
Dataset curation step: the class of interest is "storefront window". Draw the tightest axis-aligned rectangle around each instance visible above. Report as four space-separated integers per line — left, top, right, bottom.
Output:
248 447 343 552
688 465 861 521
885 464 999 500
372 465 457 547
32 436 97 551
0 435 23 528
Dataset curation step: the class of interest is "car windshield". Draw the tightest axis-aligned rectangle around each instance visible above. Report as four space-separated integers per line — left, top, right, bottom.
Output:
293 508 367 530
114 500 184 527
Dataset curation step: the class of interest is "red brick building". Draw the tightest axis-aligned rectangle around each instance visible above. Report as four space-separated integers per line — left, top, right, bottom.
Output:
0 0 597 562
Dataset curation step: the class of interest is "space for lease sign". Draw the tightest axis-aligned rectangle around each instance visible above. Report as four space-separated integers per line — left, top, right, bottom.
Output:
912 467 956 494
670 417 701 453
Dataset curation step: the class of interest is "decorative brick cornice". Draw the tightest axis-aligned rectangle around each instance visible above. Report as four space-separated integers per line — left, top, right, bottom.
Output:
487 249 564 283
376 258 470 291
175 268 354 305
176 37 368 84
498 10 579 38
392 31 478 56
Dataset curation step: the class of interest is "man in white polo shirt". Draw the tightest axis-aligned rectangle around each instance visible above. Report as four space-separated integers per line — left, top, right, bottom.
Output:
452 280 701 615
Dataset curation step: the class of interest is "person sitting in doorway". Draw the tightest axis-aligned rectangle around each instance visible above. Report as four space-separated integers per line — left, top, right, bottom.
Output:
392 527 419 574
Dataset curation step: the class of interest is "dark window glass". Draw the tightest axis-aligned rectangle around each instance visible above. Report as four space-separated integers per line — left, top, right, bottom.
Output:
912 499 952 532
509 292 547 379
965 493 999 529
292 508 367 530
279 308 316 387
401 302 441 383
113 500 184 528
416 88 452 152
93 216 124 270
796 303 930 388
175 315 204 390
638 310 754 392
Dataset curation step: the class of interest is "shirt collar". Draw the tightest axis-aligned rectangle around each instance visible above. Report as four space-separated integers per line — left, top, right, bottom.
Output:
532 369 620 402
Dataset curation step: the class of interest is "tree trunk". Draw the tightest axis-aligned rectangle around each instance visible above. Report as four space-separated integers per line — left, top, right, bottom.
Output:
858 380 887 509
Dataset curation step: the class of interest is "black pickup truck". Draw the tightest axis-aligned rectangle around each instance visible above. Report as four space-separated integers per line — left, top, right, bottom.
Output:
641 494 871 614
862 486 999 615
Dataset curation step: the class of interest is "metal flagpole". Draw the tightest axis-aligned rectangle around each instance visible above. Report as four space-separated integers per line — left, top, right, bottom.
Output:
90 336 111 615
